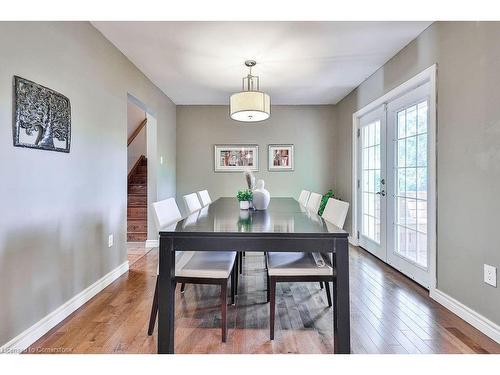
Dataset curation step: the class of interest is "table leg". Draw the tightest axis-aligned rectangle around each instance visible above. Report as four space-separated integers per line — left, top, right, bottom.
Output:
333 237 350 354
158 236 176 354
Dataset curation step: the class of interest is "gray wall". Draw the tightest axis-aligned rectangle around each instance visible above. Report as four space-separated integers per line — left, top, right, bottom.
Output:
127 100 147 174
334 22 500 325
0 22 176 345
176 105 336 215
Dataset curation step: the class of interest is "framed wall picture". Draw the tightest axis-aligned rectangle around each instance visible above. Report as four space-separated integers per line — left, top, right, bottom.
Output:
214 144 259 172
13 76 71 153
268 144 294 171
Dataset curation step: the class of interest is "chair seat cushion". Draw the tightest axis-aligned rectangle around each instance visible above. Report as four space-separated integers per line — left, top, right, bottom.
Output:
267 252 333 276
176 251 236 279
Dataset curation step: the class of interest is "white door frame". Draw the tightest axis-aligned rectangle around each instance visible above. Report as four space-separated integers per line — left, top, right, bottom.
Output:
127 94 159 248
146 113 158 245
351 64 437 290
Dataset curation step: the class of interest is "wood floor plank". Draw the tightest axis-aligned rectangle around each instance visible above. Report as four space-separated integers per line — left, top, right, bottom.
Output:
25 245 500 354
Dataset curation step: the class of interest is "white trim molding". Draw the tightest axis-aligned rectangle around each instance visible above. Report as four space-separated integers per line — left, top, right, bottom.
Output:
0 261 129 353
348 236 358 247
145 239 159 248
430 288 500 344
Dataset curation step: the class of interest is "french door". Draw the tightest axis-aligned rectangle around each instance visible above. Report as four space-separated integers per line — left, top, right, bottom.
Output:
357 82 433 288
357 106 386 260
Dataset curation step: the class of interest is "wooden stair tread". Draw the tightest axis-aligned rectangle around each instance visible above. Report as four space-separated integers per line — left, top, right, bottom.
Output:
127 155 147 242
127 233 147 241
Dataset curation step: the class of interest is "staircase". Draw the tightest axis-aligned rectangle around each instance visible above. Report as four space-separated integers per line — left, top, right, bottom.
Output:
127 156 147 242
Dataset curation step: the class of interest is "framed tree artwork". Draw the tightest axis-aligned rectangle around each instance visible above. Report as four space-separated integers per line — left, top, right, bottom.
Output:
214 144 259 172
13 76 71 153
268 144 294 171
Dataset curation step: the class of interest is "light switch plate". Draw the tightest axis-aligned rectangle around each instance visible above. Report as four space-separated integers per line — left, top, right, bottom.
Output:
160 156 164 165
108 234 114 248
484 264 497 287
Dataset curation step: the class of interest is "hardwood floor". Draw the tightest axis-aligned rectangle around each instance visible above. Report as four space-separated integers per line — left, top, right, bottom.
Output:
127 243 152 266
27 246 500 354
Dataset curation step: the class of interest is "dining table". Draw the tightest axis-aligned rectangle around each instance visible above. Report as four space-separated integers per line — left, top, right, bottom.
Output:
157 197 350 354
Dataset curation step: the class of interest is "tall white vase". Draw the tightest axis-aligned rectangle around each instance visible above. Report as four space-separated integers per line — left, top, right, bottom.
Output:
252 179 270 210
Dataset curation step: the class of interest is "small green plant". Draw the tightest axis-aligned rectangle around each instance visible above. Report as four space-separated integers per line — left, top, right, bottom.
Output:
237 216 252 231
237 189 253 202
318 189 335 216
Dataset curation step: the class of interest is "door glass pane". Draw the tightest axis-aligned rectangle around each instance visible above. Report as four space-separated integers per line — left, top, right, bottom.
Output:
397 168 406 196
374 145 380 169
406 105 417 137
361 119 381 244
417 232 428 266
406 229 417 262
417 134 427 166
397 139 406 167
397 111 406 138
394 100 429 268
396 197 406 226
416 199 427 234
417 101 428 134
397 226 407 257
406 137 417 167
374 169 381 192
416 167 427 195
406 198 417 231
406 168 416 198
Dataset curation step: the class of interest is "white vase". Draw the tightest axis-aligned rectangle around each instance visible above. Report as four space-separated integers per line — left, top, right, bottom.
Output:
252 179 270 210
239 200 250 210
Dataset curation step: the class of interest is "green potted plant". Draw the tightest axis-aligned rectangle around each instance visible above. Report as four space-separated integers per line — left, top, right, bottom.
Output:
237 189 253 210
318 189 335 216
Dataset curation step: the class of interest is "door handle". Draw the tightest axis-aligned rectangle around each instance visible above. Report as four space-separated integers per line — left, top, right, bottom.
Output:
376 190 386 196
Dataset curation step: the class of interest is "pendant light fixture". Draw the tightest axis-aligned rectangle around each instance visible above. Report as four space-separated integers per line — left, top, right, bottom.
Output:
230 60 271 122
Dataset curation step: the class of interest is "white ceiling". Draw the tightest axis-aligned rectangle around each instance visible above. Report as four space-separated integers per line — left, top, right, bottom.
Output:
93 21 432 105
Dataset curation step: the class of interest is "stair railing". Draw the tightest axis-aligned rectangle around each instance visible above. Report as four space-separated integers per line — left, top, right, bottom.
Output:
127 118 147 146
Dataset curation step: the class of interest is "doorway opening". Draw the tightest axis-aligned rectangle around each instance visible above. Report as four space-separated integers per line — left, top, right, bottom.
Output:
126 94 159 264
127 97 147 243
127 95 157 266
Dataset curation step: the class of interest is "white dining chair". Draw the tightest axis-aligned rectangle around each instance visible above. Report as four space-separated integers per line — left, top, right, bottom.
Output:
298 190 310 206
265 197 350 340
321 197 350 266
197 189 212 206
183 192 202 214
266 251 334 340
148 197 237 342
322 198 349 230
306 192 322 214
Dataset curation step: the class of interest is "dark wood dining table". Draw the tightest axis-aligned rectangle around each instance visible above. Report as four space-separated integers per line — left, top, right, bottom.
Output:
157 197 350 354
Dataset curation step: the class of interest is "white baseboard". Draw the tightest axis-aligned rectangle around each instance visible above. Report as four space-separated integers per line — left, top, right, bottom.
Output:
430 288 500 344
348 236 358 247
145 239 158 248
0 261 129 353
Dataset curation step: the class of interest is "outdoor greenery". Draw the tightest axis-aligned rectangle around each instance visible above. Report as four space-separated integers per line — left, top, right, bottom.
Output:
237 189 253 202
318 189 335 216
